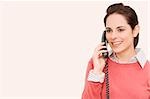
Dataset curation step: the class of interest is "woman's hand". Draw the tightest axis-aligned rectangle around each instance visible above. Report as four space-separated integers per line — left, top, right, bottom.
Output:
92 42 108 74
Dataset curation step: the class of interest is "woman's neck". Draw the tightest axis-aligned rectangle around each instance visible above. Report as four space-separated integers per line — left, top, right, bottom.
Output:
115 46 136 63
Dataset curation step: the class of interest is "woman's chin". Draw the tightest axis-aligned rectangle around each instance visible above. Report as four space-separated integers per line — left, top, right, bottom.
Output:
112 47 123 54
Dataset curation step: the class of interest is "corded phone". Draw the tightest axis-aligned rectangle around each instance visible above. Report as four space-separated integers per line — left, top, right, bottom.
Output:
101 31 109 99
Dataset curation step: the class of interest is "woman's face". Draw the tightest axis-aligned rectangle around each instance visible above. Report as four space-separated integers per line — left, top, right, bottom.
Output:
105 13 138 54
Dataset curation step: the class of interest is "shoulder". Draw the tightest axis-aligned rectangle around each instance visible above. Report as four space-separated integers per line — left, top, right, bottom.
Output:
143 60 150 68
146 60 150 66
144 60 150 74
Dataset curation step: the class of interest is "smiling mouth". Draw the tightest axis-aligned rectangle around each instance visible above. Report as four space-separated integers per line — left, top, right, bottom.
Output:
112 41 122 47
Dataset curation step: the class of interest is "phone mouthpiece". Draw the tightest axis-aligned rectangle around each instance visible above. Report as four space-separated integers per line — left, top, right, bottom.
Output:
102 52 109 58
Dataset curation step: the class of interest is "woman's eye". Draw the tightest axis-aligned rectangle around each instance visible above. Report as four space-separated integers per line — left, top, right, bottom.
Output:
106 29 111 33
118 29 125 32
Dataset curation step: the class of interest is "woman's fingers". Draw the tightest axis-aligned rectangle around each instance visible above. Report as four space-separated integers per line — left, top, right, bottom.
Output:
93 42 108 59
95 43 107 51
97 50 108 58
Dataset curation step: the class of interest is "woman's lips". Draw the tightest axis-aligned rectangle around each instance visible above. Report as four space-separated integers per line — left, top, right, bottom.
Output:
112 41 122 47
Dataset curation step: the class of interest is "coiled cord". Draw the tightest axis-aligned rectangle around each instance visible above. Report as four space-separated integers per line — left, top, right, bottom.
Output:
105 62 110 99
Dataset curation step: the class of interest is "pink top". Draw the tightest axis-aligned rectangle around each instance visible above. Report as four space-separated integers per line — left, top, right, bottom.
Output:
82 58 150 99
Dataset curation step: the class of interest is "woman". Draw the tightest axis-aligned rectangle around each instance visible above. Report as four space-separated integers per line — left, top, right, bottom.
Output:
82 3 150 99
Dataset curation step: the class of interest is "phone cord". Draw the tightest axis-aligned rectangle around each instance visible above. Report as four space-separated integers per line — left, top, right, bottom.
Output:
105 62 110 99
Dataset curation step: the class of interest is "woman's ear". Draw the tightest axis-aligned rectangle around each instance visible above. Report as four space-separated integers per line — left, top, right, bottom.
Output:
133 25 140 37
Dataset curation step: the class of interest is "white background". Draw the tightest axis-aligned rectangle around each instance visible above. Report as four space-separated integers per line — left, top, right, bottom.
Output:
0 1 149 99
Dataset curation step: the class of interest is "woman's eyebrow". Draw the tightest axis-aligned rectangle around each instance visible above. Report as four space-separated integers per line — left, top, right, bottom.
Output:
105 26 126 30
106 27 112 30
116 26 126 29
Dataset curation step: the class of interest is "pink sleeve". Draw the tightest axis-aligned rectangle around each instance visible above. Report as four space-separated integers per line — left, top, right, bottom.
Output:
82 58 103 99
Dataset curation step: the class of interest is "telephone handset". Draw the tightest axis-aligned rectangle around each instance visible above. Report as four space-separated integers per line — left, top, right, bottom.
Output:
101 31 109 58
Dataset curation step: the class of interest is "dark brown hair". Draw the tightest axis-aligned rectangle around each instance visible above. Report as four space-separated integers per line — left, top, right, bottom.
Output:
104 3 139 48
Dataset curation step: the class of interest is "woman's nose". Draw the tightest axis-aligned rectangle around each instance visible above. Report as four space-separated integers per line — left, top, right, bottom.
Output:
111 31 118 40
